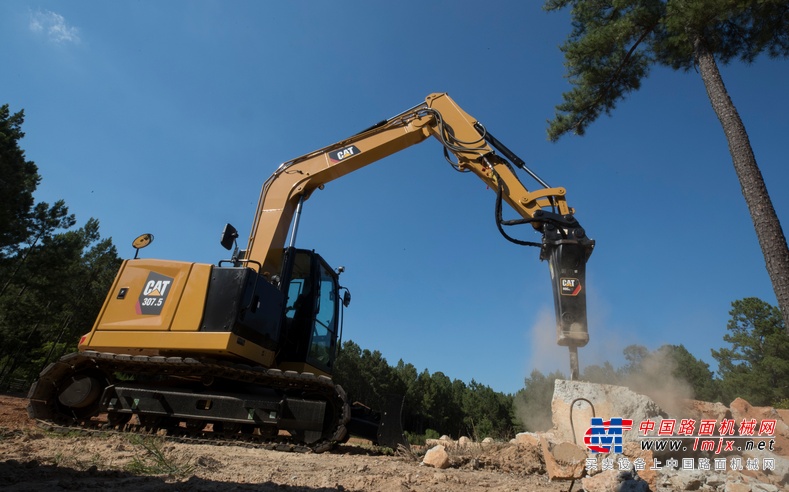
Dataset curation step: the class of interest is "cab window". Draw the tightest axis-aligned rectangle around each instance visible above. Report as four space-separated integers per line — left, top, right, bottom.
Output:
308 262 337 367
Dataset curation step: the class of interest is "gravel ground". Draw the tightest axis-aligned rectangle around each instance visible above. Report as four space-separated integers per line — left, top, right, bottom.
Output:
0 394 569 491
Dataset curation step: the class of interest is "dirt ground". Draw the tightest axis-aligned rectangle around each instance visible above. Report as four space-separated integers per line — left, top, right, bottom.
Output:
0 394 567 491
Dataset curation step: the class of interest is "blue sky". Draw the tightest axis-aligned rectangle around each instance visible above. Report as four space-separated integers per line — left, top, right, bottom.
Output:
2 2 787 395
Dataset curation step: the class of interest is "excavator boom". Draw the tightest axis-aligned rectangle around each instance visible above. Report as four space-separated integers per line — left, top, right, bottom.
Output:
29 93 593 453
244 93 594 376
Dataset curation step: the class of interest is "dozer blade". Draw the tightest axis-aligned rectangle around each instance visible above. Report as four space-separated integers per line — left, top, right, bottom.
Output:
345 394 409 452
376 394 409 451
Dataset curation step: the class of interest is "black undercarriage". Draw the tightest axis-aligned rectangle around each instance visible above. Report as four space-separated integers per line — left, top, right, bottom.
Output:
27 351 350 453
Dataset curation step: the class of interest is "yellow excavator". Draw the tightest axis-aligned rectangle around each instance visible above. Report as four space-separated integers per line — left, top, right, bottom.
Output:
28 93 594 452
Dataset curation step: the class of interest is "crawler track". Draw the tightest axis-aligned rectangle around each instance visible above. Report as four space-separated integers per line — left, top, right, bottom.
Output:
28 351 350 453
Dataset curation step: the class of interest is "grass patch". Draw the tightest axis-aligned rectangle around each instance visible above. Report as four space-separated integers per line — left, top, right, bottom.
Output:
124 435 194 478
0 428 18 441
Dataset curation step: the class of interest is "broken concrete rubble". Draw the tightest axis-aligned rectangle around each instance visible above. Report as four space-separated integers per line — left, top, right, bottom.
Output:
539 435 587 480
682 399 732 424
729 398 788 456
512 431 540 447
581 469 650 492
413 380 785 491
548 378 788 491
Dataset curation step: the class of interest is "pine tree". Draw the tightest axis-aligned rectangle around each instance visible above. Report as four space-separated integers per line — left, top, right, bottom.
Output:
712 297 788 406
0 105 41 256
545 0 789 330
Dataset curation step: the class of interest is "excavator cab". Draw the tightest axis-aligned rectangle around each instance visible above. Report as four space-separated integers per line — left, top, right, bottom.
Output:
276 247 342 375
217 223 343 376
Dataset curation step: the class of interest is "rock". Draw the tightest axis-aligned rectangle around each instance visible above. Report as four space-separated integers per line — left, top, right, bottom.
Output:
513 432 541 448
681 399 732 424
539 435 587 480
622 442 656 491
750 483 780 492
724 482 752 492
581 469 620 492
740 450 789 486
458 436 472 446
427 437 457 449
422 445 450 469
618 471 650 492
551 379 665 445
724 398 789 486
706 475 727 489
665 469 707 490
729 398 789 456
581 469 649 492
482 437 494 444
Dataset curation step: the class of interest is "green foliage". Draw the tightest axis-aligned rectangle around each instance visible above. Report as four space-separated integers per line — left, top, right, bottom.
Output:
544 0 660 140
0 104 121 390
332 340 516 439
125 436 194 477
332 340 406 411
544 0 789 140
712 297 789 406
462 379 516 440
0 105 41 254
405 428 440 446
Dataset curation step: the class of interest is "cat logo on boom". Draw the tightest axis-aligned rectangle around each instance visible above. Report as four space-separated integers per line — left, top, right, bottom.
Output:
329 145 361 163
136 272 174 315
560 277 582 296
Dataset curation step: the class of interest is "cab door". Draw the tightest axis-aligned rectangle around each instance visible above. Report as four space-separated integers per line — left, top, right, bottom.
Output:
307 259 339 369
278 248 340 374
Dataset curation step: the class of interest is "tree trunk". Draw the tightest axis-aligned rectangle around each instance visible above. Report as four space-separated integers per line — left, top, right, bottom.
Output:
693 35 789 332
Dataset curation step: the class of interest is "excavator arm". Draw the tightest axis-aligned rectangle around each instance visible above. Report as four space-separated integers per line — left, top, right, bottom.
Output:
27 92 594 453
243 93 594 378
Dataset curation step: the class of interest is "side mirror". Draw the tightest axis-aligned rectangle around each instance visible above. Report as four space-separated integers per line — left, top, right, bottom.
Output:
342 290 351 308
131 233 154 259
220 223 239 251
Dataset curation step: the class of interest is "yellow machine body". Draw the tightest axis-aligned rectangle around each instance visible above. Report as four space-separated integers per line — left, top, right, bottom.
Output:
79 259 278 369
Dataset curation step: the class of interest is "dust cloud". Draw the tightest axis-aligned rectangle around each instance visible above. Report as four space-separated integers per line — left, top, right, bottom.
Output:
617 347 695 416
525 308 568 376
518 309 696 430
515 309 567 432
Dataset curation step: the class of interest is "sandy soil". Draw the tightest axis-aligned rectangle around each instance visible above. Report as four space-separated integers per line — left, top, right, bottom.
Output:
0 394 567 491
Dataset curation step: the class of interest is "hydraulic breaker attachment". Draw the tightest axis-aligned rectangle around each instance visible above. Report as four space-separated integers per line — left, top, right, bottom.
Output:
540 214 595 380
